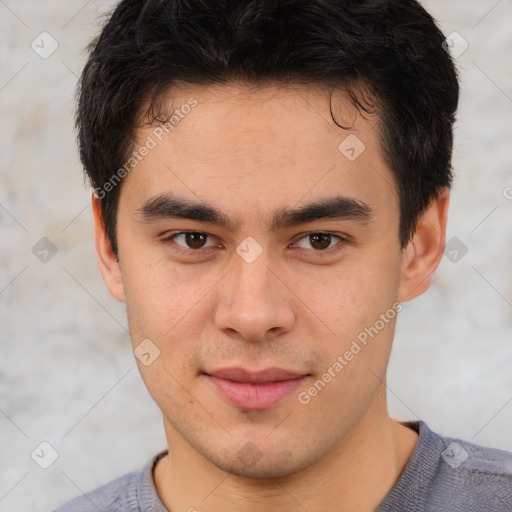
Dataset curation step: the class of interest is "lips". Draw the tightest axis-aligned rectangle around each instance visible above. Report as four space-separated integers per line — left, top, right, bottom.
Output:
203 366 310 410
206 366 306 383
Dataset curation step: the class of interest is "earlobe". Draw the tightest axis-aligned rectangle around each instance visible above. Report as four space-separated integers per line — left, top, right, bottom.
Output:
91 193 126 303
398 187 450 303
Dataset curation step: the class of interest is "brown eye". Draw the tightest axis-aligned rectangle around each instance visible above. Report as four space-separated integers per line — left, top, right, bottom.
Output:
309 233 332 250
294 232 344 252
168 232 216 251
184 232 208 249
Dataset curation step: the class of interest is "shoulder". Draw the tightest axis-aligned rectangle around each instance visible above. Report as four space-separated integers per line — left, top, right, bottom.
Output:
51 471 137 512
51 451 167 512
431 427 512 509
379 421 512 512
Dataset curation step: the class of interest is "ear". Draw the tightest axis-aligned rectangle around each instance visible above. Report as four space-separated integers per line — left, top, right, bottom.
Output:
398 187 450 302
91 193 126 303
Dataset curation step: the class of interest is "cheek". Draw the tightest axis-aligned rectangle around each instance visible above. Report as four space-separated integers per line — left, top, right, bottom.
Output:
120 246 206 331
294 253 400 334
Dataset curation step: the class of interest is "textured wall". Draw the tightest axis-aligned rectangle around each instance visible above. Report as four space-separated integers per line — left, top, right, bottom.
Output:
1 1 511 510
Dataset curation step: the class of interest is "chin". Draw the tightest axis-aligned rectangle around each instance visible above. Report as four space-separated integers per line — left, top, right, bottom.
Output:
207 443 314 480
217 458 304 480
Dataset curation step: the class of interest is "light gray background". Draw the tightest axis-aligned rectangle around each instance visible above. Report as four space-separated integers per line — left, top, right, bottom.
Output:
1 1 511 510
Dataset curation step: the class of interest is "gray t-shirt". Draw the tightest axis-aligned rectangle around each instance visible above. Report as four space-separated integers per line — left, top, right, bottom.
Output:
52 421 512 511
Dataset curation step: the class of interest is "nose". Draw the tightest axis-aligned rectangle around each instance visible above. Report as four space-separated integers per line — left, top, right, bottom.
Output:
213 250 296 343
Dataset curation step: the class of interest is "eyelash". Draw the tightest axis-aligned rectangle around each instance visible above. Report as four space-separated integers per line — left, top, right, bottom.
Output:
161 231 348 257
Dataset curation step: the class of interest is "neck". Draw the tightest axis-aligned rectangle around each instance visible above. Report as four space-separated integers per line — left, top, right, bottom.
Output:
153 385 419 512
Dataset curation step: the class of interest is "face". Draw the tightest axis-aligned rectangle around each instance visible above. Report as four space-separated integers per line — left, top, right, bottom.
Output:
94 82 444 478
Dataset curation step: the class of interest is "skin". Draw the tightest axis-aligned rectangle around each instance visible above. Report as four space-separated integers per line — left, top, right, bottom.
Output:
92 81 449 511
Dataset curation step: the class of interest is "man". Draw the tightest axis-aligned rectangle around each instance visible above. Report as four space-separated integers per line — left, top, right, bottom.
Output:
53 0 512 510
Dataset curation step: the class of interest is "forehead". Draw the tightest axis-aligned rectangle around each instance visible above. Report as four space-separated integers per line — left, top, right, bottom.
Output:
140 81 379 150
122 81 397 221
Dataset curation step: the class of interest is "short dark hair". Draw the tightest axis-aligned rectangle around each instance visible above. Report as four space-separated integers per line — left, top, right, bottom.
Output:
76 0 460 257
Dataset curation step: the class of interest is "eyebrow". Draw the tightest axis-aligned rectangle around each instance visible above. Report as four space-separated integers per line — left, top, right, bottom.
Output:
135 192 373 232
